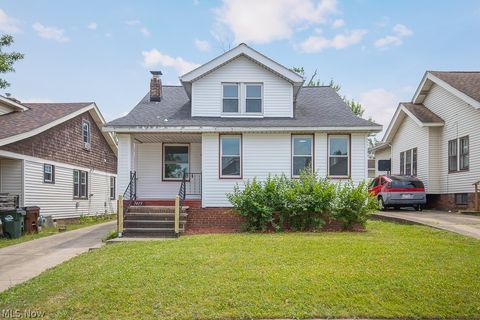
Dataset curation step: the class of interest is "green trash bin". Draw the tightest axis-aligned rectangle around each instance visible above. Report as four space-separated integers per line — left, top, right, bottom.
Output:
0 209 25 239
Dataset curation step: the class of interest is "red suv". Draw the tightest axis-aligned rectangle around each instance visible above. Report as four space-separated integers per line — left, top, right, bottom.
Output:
369 175 426 211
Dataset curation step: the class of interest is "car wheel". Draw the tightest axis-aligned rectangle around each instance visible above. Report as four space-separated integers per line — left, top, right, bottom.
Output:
415 205 423 212
378 197 387 211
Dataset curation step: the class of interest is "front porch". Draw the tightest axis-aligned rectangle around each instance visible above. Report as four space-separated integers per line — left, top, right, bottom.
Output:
119 133 203 205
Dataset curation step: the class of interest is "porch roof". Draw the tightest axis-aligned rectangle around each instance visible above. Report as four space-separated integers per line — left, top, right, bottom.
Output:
105 86 382 132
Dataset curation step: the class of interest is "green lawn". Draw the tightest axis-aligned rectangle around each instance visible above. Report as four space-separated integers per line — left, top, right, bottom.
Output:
1 221 479 319
0 214 115 249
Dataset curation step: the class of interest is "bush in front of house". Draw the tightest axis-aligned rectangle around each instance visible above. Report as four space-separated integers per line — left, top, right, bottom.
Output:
227 171 378 232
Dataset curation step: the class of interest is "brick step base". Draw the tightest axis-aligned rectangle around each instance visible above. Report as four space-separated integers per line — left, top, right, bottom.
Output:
123 229 179 238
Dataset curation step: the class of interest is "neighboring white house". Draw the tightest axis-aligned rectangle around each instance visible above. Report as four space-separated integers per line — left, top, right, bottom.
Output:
372 71 480 210
105 44 382 208
0 97 118 220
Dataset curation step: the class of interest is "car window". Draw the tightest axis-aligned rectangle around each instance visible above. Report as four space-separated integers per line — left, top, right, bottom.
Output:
391 180 424 189
370 178 379 188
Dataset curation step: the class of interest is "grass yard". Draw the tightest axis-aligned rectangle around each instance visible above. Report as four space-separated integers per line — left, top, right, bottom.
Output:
0 214 115 249
1 221 479 319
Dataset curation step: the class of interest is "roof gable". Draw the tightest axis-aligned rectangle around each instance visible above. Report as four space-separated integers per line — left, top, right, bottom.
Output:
0 95 29 114
0 102 117 154
383 103 444 143
179 43 304 99
413 71 480 109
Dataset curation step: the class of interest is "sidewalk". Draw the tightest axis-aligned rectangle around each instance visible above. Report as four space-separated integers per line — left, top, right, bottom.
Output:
0 221 115 292
373 210 480 240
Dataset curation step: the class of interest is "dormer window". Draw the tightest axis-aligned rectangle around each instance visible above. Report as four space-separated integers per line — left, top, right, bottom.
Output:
222 83 239 113
246 84 262 113
221 82 263 116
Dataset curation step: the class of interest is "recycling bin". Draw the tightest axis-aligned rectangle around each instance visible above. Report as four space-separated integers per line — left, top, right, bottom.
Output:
0 209 26 239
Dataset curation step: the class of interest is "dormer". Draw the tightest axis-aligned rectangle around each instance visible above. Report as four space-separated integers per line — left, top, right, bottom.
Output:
179 43 304 118
0 95 29 115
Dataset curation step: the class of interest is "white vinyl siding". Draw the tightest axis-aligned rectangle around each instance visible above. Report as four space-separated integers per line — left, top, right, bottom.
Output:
134 143 201 199
0 159 23 205
202 132 369 207
423 83 480 194
0 104 14 115
391 116 430 191
23 160 116 219
191 55 293 118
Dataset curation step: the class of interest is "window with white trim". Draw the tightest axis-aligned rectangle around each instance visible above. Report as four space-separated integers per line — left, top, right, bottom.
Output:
82 120 91 150
43 164 55 183
222 83 239 113
220 135 241 178
328 135 349 177
292 135 313 177
73 170 88 199
245 84 262 113
163 145 189 180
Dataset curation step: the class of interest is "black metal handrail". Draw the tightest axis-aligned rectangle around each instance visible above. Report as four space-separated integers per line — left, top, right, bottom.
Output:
122 171 137 215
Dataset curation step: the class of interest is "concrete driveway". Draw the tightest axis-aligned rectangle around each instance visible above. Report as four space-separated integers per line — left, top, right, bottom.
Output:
373 210 480 239
0 221 115 293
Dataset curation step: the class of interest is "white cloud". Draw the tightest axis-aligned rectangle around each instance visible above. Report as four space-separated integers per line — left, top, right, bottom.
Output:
32 23 69 42
0 9 21 33
360 88 399 137
299 29 367 53
213 0 338 44
194 39 210 51
140 27 151 37
126 20 151 37
142 49 200 75
331 18 344 29
87 22 97 30
375 23 413 49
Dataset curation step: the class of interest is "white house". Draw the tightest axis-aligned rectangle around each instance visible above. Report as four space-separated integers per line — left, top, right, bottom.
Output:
0 96 118 221
372 71 480 210
105 44 381 211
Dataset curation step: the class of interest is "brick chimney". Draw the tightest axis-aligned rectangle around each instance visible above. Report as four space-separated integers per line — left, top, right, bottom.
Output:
150 71 163 102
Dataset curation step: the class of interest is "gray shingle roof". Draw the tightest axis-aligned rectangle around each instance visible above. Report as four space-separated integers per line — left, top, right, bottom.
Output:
430 71 480 103
402 103 444 124
106 86 380 129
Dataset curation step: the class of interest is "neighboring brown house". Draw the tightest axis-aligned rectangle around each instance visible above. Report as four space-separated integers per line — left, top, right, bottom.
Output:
0 95 118 219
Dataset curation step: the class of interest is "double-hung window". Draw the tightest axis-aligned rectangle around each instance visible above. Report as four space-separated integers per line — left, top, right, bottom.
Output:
449 136 469 172
74 170 88 199
163 145 189 180
245 84 262 113
328 135 349 177
43 164 55 183
220 135 242 178
399 148 417 176
110 176 116 200
82 120 91 150
222 84 239 113
292 135 313 177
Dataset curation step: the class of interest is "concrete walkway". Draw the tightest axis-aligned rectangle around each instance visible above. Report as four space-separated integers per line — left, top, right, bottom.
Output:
373 210 480 239
0 221 115 293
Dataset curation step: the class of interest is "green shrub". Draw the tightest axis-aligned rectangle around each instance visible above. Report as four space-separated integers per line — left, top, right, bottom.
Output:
332 180 379 229
284 171 336 230
228 171 376 232
228 178 274 231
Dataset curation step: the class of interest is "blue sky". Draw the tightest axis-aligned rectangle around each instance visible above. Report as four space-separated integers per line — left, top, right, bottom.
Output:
1 0 480 135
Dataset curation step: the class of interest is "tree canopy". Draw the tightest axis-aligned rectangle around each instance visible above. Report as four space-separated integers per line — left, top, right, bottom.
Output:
0 35 24 89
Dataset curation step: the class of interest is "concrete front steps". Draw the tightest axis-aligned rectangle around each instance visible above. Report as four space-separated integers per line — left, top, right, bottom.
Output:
123 205 188 238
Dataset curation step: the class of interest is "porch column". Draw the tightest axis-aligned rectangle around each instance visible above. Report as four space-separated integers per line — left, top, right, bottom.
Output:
117 134 134 196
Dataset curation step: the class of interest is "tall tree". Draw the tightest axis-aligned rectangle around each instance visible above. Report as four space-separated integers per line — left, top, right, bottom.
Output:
0 35 24 89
